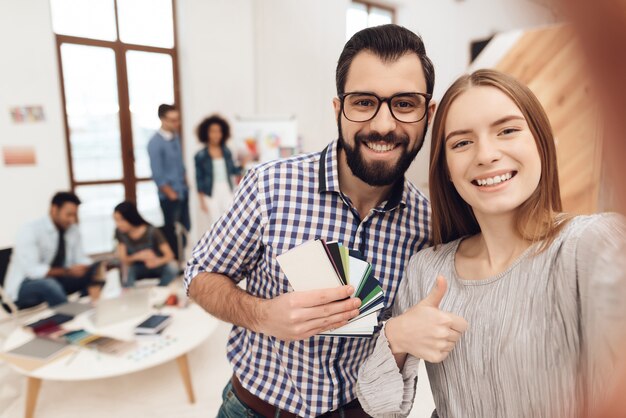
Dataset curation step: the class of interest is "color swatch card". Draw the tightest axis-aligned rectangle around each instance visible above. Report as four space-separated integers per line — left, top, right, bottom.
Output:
277 239 385 337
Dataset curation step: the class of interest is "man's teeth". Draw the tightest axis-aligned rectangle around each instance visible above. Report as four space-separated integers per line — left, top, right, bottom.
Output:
476 172 513 186
365 142 396 152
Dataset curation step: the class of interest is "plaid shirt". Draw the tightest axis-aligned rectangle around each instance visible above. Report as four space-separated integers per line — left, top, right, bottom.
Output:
185 140 430 417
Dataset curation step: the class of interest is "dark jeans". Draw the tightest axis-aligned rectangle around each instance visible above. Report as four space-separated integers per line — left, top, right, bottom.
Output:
159 196 190 231
217 381 265 418
15 262 101 309
159 196 190 261
124 262 177 287
217 380 371 418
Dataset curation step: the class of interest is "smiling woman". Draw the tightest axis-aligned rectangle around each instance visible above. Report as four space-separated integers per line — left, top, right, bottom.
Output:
356 69 626 418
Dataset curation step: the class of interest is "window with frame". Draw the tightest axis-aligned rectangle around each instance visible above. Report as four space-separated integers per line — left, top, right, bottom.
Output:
346 1 395 40
50 0 180 254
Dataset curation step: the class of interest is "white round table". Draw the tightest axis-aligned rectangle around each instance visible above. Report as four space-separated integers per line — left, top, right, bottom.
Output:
3 293 218 418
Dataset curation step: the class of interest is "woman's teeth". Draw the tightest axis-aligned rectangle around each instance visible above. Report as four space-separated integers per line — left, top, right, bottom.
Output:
476 172 513 187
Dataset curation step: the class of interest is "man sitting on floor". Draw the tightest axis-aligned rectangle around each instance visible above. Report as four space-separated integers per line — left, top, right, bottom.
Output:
5 191 104 309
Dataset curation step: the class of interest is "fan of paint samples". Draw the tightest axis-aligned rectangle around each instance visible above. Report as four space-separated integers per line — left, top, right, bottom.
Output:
277 239 384 337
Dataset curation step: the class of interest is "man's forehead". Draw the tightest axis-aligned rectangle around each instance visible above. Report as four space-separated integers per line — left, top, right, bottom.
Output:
344 50 426 93
57 202 78 213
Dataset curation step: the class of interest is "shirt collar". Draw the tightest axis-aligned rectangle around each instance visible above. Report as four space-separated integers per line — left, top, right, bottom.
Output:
44 215 56 232
318 139 407 211
44 215 67 233
318 140 341 194
159 129 175 141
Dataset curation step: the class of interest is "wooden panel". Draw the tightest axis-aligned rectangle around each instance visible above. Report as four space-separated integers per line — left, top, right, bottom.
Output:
495 24 601 214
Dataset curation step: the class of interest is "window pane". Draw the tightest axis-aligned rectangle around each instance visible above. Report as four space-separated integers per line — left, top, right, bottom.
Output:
136 181 164 227
126 51 175 179
346 2 368 40
50 0 117 40
61 44 123 181
75 184 125 254
369 7 393 27
117 0 174 48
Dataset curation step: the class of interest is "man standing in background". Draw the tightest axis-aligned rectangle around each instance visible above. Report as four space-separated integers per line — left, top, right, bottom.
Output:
148 104 190 260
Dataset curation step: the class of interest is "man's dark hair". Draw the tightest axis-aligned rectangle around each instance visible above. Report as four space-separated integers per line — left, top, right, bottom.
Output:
336 24 435 96
51 192 81 208
158 104 177 120
114 201 150 227
196 114 231 146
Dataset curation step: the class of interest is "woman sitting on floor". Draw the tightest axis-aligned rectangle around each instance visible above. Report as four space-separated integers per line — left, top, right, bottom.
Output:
113 201 177 287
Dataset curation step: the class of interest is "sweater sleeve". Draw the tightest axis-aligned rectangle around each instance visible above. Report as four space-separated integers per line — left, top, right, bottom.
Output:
575 213 626 413
357 253 424 417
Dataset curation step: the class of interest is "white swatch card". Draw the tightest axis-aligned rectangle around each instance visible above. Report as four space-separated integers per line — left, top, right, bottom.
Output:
276 240 343 292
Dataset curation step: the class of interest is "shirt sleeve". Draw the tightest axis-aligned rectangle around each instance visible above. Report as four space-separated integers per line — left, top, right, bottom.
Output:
575 213 626 412
184 167 265 293
14 223 50 279
148 138 167 188
357 253 423 417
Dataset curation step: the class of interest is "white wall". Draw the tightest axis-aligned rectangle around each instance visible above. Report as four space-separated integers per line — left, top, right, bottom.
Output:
253 0 348 153
0 0 69 248
176 0 255 242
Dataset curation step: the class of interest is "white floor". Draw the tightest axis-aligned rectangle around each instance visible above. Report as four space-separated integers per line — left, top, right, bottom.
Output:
0 312 435 418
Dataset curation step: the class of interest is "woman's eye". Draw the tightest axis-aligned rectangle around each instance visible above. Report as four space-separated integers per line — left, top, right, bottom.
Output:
500 127 520 135
452 140 471 149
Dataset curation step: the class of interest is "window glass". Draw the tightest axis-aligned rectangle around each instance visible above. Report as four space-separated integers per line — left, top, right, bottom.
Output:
126 51 175 179
75 184 125 254
117 0 174 47
368 7 393 26
346 2 394 40
50 0 117 40
61 44 122 181
136 181 164 227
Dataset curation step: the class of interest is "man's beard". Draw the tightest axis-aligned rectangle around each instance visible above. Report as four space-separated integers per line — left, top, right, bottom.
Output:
337 119 425 187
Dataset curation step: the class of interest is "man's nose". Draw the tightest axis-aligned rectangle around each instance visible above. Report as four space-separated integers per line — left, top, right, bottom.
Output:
368 102 397 135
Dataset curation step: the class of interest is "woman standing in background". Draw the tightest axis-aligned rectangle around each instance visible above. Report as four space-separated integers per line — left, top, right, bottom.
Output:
194 115 242 232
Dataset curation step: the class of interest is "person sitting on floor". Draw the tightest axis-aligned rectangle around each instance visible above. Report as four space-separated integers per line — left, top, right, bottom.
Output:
113 201 177 287
5 191 105 309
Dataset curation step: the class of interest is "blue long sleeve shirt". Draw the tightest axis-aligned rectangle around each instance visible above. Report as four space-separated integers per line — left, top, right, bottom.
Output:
147 131 188 200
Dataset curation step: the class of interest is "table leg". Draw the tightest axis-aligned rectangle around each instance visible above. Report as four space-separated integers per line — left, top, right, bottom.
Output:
176 354 195 404
25 377 42 418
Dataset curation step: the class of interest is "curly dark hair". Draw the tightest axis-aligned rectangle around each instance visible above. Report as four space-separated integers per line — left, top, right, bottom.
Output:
196 114 231 146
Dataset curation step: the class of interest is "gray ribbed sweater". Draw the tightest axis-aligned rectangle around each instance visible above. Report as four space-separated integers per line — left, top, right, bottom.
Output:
357 214 626 418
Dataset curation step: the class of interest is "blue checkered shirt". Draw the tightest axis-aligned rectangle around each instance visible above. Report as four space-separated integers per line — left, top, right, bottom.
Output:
185 139 430 417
